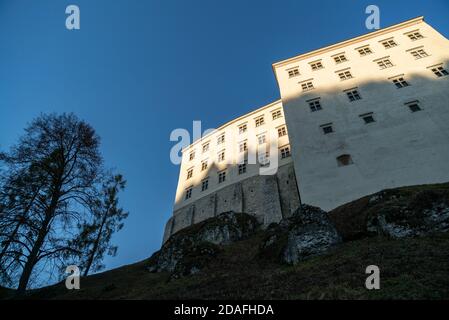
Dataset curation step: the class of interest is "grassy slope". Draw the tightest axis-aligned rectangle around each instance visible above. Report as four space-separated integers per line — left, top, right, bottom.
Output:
4 183 449 300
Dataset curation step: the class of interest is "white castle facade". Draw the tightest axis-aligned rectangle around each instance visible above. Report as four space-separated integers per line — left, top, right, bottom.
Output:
163 17 449 243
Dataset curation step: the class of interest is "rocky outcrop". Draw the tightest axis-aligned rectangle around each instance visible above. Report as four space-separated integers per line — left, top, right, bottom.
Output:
147 212 259 277
367 189 449 238
260 204 341 265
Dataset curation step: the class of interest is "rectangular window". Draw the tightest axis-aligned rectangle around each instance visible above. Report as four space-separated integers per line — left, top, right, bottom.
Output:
258 151 270 166
377 58 393 69
392 77 409 88
345 89 362 102
218 170 226 183
201 160 208 171
238 123 247 134
255 116 265 127
218 150 225 162
239 141 247 153
405 101 422 112
280 146 291 159
333 54 348 64
360 112 375 124
272 110 282 120
287 68 300 78
258 134 266 145
186 168 193 179
407 31 423 41
301 81 314 91
185 187 192 200
202 142 209 153
358 47 373 56
308 99 322 112
410 49 428 59
338 70 353 80
321 123 333 134
217 134 225 145
431 66 449 77
278 126 287 137
189 151 195 161
310 61 324 70
201 179 209 191
382 39 397 49
238 161 247 175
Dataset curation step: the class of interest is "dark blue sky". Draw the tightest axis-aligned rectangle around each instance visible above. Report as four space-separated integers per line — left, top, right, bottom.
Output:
1 0 448 272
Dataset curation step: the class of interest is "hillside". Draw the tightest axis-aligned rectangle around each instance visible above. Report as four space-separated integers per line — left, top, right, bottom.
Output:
3 182 449 300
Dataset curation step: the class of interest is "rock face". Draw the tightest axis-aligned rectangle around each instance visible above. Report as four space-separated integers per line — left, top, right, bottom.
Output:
147 212 259 277
260 204 341 265
367 189 449 238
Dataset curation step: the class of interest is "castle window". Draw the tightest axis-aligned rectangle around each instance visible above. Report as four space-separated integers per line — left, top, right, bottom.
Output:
301 81 314 92
238 123 247 134
333 54 348 64
345 89 362 102
430 65 449 77
410 48 428 59
258 134 266 145
336 154 353 167
238 161 247 175
358 47 373 56
239 141 248 153
201 179 209 191
185 187 193 200
218 170 226 183
189 151 195 161
258 151 270 166
287 67 300 78
376 58 394 69
280 146 291 159
360 112 375 124
308 98 322 112
278 126 287 137
407 31 423 41
381 39 397 49
337 70 353 81
272 109 282 120
186 168 193 179
392 76 409 88
202 142 209 153
218 150 225 162
310 61 324 70
405 101 422 112
201 160 208 171
321 123 334 134
217 133 225 145
255 116 265 127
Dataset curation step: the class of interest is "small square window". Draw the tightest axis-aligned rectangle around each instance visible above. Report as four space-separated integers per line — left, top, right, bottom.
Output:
258 134 266 145
337 154 353 167
201 161 208 171
407 32 423 41
278 126 287 137
238 161 247 175
202 143 209 153
280 146 291 159
346 89 362 102
321 124 333 134
338 70 353 80
217 134 225 145
334 54 348 64
287 68 300 78
308 99 322 112
358 47 373 56
272 110 282 120
382 39 397 49
410 49 428 59
310 61 324 70
405 101 422 113
185 187 193 200
377 59 393 69
301 81 314 91
392 77 409 88
238 124 247 134
360 113 375 124
186 168 193 179
218 170 226 183
201 179 209 191
255 116 265 127
431 66 449 77
258 151 270 166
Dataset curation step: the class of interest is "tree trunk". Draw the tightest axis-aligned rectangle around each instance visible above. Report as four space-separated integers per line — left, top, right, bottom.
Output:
83 210 109 277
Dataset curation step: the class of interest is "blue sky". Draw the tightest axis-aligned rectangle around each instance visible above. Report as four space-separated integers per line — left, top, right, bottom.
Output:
1 0 448 272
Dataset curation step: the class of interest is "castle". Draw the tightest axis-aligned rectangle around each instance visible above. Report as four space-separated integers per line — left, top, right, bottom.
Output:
163 16 449 243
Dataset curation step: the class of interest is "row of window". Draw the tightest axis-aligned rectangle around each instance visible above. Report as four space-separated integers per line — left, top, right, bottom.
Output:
319 100 422 135
184 146 291 200
287 30 425 78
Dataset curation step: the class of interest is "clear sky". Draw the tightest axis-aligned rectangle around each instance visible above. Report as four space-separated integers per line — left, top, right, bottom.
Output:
1 0 448 272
